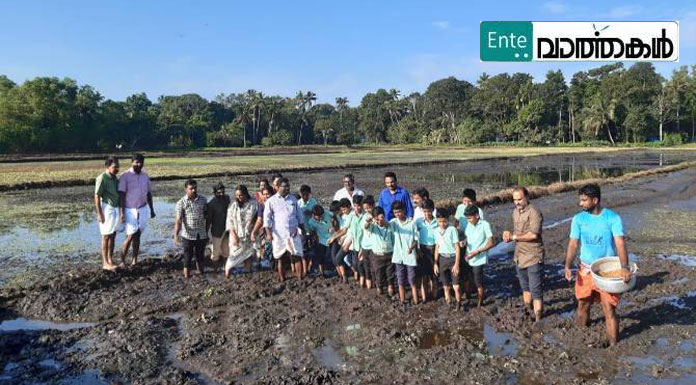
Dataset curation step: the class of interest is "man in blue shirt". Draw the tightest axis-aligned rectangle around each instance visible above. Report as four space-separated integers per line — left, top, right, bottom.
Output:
564 183 632 347
378 172 414 221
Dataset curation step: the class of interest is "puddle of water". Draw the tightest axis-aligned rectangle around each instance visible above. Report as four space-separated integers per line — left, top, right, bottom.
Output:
671 278 690 286
614 373 696 385
38 358 63 370
625 355 664 368
60 369 109 385
559 310 575 320
312 339 345 370
483 324 519 357
672 356 696 370
0 318 97 332
543 217 573 230
418 330 451 349
660 255 696 267
680 340 694 353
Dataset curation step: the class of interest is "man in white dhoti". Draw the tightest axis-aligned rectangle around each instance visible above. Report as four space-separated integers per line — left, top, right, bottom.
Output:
263 178 305 282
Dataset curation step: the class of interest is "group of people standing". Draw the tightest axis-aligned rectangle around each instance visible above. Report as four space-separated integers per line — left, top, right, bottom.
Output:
94 154 633 346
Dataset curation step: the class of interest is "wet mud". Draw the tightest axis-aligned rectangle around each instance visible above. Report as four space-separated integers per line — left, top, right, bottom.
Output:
1 152 696 384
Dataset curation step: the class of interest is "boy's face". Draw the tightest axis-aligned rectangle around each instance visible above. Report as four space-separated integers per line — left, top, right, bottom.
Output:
462 197 474 206
466 214 479 225
107 162 119 175
375 214 385 225
423 208 433 219
362 203 374 214
437 217 448 229
312 213 322 221
340 206 351 215
394 208 406 221
300 191 310 202
354 204 364 214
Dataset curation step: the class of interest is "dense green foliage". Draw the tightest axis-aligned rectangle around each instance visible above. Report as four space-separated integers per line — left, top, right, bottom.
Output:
1 63 695 152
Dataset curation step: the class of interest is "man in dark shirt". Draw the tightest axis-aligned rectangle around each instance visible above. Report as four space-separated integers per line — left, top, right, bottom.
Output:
207 182 230 274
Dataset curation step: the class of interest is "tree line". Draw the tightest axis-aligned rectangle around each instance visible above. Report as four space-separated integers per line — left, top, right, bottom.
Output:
0 62 695 153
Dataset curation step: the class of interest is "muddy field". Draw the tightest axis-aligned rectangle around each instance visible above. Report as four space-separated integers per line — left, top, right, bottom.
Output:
1 150 696 384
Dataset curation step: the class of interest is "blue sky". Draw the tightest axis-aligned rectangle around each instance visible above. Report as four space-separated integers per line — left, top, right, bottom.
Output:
1 0 694 105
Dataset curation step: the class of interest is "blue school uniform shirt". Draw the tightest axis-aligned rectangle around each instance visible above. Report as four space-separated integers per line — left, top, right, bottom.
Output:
435 226 459 256
306 212 334 246
390 217 418 266
455 204 485 233
367 223 394 254
464 219 493 267
298 197 317 228
378 186 414 221
569 208 625 266
415 217 438 246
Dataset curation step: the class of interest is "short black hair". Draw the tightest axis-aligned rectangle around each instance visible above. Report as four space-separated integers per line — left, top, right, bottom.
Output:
435 209 449 219
213 182 225 193
185 179 197 187
513 186 530 199
105 156 119 167
353 195 364 205
391 201 405 212
579 183 601 202
278 177 290 186
329 200 341 212
464 204 480 217
311 205 325 216
372 206 385 217
422 199 435 211
362 195 375 206
272 172 283 180
339 198 352 209
462 188 477 202
384 171 397 180
132 153 145 162
300 184 311 194
343 173 355 182
413 187 430 199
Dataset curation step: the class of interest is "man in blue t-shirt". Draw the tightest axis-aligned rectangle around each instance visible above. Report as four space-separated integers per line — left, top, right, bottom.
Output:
564 183 632 346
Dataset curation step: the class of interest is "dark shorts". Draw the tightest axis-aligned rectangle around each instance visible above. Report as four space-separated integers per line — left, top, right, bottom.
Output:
360 249 373 280
349 250 360 274
417 245 436 279
468 264 484 288
183 237 207 269
438 256 461 286
314 243 331 268
516 263 544 300
370 252 394 289
395 263 417 287
332 243 348 268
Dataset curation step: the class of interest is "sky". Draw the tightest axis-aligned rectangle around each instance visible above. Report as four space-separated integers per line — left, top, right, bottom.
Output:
1 0 695 105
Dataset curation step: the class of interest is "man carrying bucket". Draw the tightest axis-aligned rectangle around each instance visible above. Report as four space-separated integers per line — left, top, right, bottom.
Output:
564 183 632 346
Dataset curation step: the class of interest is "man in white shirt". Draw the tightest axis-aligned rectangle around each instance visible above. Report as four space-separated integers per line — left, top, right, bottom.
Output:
333 173 364 204
413 187 437 220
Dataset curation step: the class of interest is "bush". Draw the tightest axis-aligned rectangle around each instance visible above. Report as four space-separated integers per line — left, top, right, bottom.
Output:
205 123 245 147
662 133 683 146
262 129 294 146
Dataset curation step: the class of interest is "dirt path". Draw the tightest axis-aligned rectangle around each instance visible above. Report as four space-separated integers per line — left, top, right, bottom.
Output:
1 168 695 384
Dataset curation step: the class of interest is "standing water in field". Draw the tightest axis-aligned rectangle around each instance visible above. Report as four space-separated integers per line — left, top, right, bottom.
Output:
0 150 692 284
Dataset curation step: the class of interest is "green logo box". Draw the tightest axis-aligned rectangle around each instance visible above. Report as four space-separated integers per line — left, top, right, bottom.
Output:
480 21 533 62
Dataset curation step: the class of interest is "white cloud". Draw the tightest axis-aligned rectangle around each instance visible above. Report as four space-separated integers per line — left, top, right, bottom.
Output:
432 21 450 30
603 6 643 19
543 2 567 14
